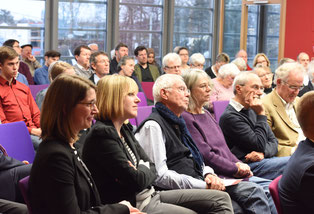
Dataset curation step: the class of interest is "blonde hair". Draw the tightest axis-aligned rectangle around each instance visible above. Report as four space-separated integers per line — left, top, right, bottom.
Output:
96 74 138 120
41 74 96 143
253 53 270 67
48 61 74 82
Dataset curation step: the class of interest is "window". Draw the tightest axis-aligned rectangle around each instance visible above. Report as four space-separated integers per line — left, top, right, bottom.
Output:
173 0 214 66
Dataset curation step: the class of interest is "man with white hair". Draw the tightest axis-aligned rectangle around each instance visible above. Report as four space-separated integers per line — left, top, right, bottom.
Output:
220 72 289 180
297 52 310 86
298 61 314 96
88 43 99 53
189 53 205 70
262 62 306 156
136 74 274 214
162 53 182 75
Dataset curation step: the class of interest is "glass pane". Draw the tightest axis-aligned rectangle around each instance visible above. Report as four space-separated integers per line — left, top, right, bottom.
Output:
247 5 259 66
120 32 162 57
247 36 257 64
224 0 241 10
175 0 213 8
174 8 212 33
223 34 240 59
120 0 162 5
119 5 162 31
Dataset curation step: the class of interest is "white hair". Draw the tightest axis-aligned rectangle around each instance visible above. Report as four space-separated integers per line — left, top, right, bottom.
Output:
153 74 184 103
274 62 305 84
218 63 240 79
162 53 181 68
307 61 314 81
189 53 205 66
232 71 258 95
232 57 247 71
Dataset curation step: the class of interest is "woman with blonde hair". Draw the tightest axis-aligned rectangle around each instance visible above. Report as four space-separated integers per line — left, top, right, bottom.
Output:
253 53 270 67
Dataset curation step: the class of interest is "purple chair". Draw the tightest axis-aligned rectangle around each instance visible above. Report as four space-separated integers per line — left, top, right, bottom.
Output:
0 121 35 163
19 176 32 214
269 175 283 214
29 84 49 100
136 106 154 126
137 92 148 107
129 118 137 126
212 100 229 123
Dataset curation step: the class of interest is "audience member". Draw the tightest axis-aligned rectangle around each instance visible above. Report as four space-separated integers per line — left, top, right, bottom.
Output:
21 44 42 76
176 47 190 72
253 65 274 95
231 57 246 71
262 62 306 156
0 144 31 203
88 43 99 53
0 199 28 214
134 46 159 82
236 49 252 70
2 39 34 84
33 50 61 85
83 74 233 214
73 45 92 79
118 56 143 92
36 61 75 110
205 53 230 78
297 52 310 86
210 63 240 106
253 53 270 67
189 53 205 70
278 57 294 66
29 74 134 214
135 74 273 214
162 53 182 75
15 72 28 86
181 69 277 213
299 61 314 96
110 43 128 74
89 51 110 85
219 72 289 180
147 48 162 75
279 91 314 214
0 46 41 149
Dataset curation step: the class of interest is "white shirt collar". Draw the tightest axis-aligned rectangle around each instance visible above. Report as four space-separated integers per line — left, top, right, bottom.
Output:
229 99 244 112
275 90 295 110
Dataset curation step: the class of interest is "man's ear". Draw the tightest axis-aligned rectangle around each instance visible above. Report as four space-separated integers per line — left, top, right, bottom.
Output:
74 55 79 61
91 62 96 71
235 85 242 95
160 89 168 100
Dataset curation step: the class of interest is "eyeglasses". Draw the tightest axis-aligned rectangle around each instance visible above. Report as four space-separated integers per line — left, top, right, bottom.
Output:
164 86 190 94
251 85 264 91
79 101 97 109
282 81 304 91
165 65 181 70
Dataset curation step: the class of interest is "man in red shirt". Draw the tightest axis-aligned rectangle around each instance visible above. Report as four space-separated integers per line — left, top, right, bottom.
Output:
0 46 41 149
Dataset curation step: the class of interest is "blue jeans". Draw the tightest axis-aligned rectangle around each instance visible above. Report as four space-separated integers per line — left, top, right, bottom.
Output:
30 135 42 151
248 156 290 180
249 176 277 214
226 180 271 214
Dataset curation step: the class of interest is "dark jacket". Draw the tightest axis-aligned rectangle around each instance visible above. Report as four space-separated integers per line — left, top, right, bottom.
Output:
109 58 119 74
298 80 313 97
82 120 157 206
29 139 128 214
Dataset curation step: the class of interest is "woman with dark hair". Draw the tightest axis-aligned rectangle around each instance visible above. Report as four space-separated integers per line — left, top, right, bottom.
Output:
82 74 233 214
29 74 139 214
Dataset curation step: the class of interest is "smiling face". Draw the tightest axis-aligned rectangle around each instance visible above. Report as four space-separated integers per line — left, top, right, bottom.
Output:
123 89 140 120
71 88 98 134
191 78 211 108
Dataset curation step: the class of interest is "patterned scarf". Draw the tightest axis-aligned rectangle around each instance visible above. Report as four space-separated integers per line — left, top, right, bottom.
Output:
155 102 204 173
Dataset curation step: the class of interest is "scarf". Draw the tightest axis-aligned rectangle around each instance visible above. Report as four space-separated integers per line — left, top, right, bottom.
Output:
155 102 204 173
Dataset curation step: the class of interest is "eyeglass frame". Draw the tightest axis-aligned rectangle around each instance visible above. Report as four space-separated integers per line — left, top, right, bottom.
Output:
282 80 304 91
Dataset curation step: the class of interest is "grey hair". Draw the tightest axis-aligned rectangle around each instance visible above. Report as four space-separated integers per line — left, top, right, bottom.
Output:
117 56 134 70
189 53 205 66
182 69 211 110
232 57 247 71
232 71 258 95
274 62 305 84
307 61 314 81
153 74 185 103
218 63 240 79
162 53 181 68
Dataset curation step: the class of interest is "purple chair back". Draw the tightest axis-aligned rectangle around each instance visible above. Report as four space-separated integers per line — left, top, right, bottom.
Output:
136 106 154 126
129 118 137 126
19 176 32 214
212 100 229 123
141 82 154 100
269 175 283 214
0 121 35 163
137 92 148 107
29 84 49 100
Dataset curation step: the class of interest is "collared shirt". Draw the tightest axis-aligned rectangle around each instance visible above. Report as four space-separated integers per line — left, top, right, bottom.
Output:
275 90 305 144
138 64 154 82
74 63 92 79
94 74 100 85
229 98 244 112
0 76 40 133
22 58 42 76
34 65 49 85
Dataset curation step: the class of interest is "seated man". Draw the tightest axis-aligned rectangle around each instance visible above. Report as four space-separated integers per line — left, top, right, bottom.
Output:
136 74 273 214
278 91 314 213
219 72 289 180
0 46 41 149
33 50 61 85
262 62 306 156
133 46 159 82
162 53 182 75
73 45 92 79
89 51 110 85
21 44 42 77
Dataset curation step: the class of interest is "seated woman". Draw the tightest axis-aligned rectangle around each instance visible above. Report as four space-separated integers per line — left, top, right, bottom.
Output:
118 56 143 92
189 53 206 70
147 48 162 75
29 74 138 214
82 74 233 214
252 53 270 68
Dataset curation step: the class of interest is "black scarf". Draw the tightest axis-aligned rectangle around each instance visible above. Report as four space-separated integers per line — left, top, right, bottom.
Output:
155 102 204 173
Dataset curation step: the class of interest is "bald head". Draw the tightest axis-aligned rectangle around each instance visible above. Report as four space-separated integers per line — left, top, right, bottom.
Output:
297 91 314 140
297 52 310 69
236 49 248 64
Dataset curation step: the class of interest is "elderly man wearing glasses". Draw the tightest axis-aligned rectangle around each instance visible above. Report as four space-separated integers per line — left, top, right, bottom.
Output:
162 53 182 75
262 62 306 157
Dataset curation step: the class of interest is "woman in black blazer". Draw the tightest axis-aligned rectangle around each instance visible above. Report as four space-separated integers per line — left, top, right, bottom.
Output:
29 74 136 214
83 75 233 214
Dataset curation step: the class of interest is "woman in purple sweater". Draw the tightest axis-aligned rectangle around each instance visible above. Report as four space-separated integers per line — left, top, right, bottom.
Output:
181 69 252 179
